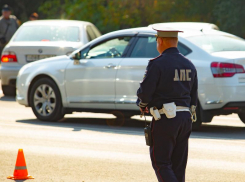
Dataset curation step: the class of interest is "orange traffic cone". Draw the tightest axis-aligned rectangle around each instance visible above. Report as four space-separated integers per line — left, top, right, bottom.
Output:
7 149 34 180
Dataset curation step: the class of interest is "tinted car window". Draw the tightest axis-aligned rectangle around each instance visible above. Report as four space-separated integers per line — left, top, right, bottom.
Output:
130 36 192 57
73 47 90 60
14 26 80 42
86 37 132 59
177 42 192 56
131 37 158 58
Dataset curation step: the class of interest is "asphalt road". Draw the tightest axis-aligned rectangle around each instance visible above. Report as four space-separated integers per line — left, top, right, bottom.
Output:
1 88 245 182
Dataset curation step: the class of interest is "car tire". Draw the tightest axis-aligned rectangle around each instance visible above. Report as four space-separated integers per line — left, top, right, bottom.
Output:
121 112 134 119
238 112 245 124
29 77 64 121
106 111 126 127
2 85 16 96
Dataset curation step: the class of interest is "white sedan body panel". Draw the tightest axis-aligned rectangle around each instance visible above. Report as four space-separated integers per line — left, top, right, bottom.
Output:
180 36 245 110
65 58 123 109
115 58 149 110
209 51 245 108
16 56 70 107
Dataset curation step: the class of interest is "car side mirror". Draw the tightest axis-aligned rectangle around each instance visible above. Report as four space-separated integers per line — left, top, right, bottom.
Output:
73 52 81 60
72 52 81 65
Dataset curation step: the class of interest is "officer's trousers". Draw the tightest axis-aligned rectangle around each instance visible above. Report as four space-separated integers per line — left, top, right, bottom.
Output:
150 112 192 182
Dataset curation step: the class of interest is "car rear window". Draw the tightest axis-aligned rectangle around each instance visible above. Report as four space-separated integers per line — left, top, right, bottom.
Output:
187 34 245 53
13 25 80 42
86 25 101 41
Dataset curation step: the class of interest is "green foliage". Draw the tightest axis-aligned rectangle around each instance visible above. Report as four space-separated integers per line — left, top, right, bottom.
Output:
38 0 68 19
214 0 245 38
1 0 244 38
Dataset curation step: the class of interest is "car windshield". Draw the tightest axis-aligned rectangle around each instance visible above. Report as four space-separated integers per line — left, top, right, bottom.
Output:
187 34 245 53
13 25 80 42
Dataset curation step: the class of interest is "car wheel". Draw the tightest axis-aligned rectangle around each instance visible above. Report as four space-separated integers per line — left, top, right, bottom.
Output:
106 111 126 127
238 112 245 124
121 112 134 119
30 77 64 121
2 85 16 96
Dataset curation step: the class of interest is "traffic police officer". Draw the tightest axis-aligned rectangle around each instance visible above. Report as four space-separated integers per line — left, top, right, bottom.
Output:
136 25 198 182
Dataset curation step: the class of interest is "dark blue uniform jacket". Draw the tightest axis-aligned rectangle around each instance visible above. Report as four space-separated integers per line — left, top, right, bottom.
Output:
137 47 198 109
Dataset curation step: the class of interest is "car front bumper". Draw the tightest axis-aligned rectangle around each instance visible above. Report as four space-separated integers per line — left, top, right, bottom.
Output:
16 95 26 105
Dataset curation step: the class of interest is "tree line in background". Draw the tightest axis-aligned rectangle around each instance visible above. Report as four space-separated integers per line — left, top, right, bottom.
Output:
1 0 245 38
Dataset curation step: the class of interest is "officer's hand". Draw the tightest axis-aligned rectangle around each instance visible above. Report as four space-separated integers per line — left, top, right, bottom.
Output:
140 107 149 113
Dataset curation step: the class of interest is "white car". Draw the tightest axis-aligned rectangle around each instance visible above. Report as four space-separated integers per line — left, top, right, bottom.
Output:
16 27 245 130
0 20 101 96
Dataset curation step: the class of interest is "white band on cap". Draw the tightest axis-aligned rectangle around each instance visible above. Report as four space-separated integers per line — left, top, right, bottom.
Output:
157 31 178 38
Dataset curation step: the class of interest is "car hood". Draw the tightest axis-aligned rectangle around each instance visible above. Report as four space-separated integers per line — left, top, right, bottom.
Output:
18 55 71 77
25 55 69 67
211 51 245 59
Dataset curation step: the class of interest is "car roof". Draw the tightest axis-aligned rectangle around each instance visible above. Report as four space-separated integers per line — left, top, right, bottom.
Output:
101 26 231 39
22 19 93 26
149 22 220 31
79 26 239 51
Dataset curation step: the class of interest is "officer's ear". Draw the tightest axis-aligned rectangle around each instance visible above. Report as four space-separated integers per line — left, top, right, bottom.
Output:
157 37 163 45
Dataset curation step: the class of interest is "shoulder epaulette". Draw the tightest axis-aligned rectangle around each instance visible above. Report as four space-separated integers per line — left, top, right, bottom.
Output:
10 15 17 20
150 54 162 61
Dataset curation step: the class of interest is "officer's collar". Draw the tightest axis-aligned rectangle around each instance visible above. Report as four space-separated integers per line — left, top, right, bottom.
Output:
161 47 179 54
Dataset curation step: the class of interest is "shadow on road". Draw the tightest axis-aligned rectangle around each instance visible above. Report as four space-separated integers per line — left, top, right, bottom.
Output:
16 117 146 136
16 116 245 140
0 95 15 102
191 124 245 140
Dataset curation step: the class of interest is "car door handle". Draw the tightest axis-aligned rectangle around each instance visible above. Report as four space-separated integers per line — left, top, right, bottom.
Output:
105 63 116 69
